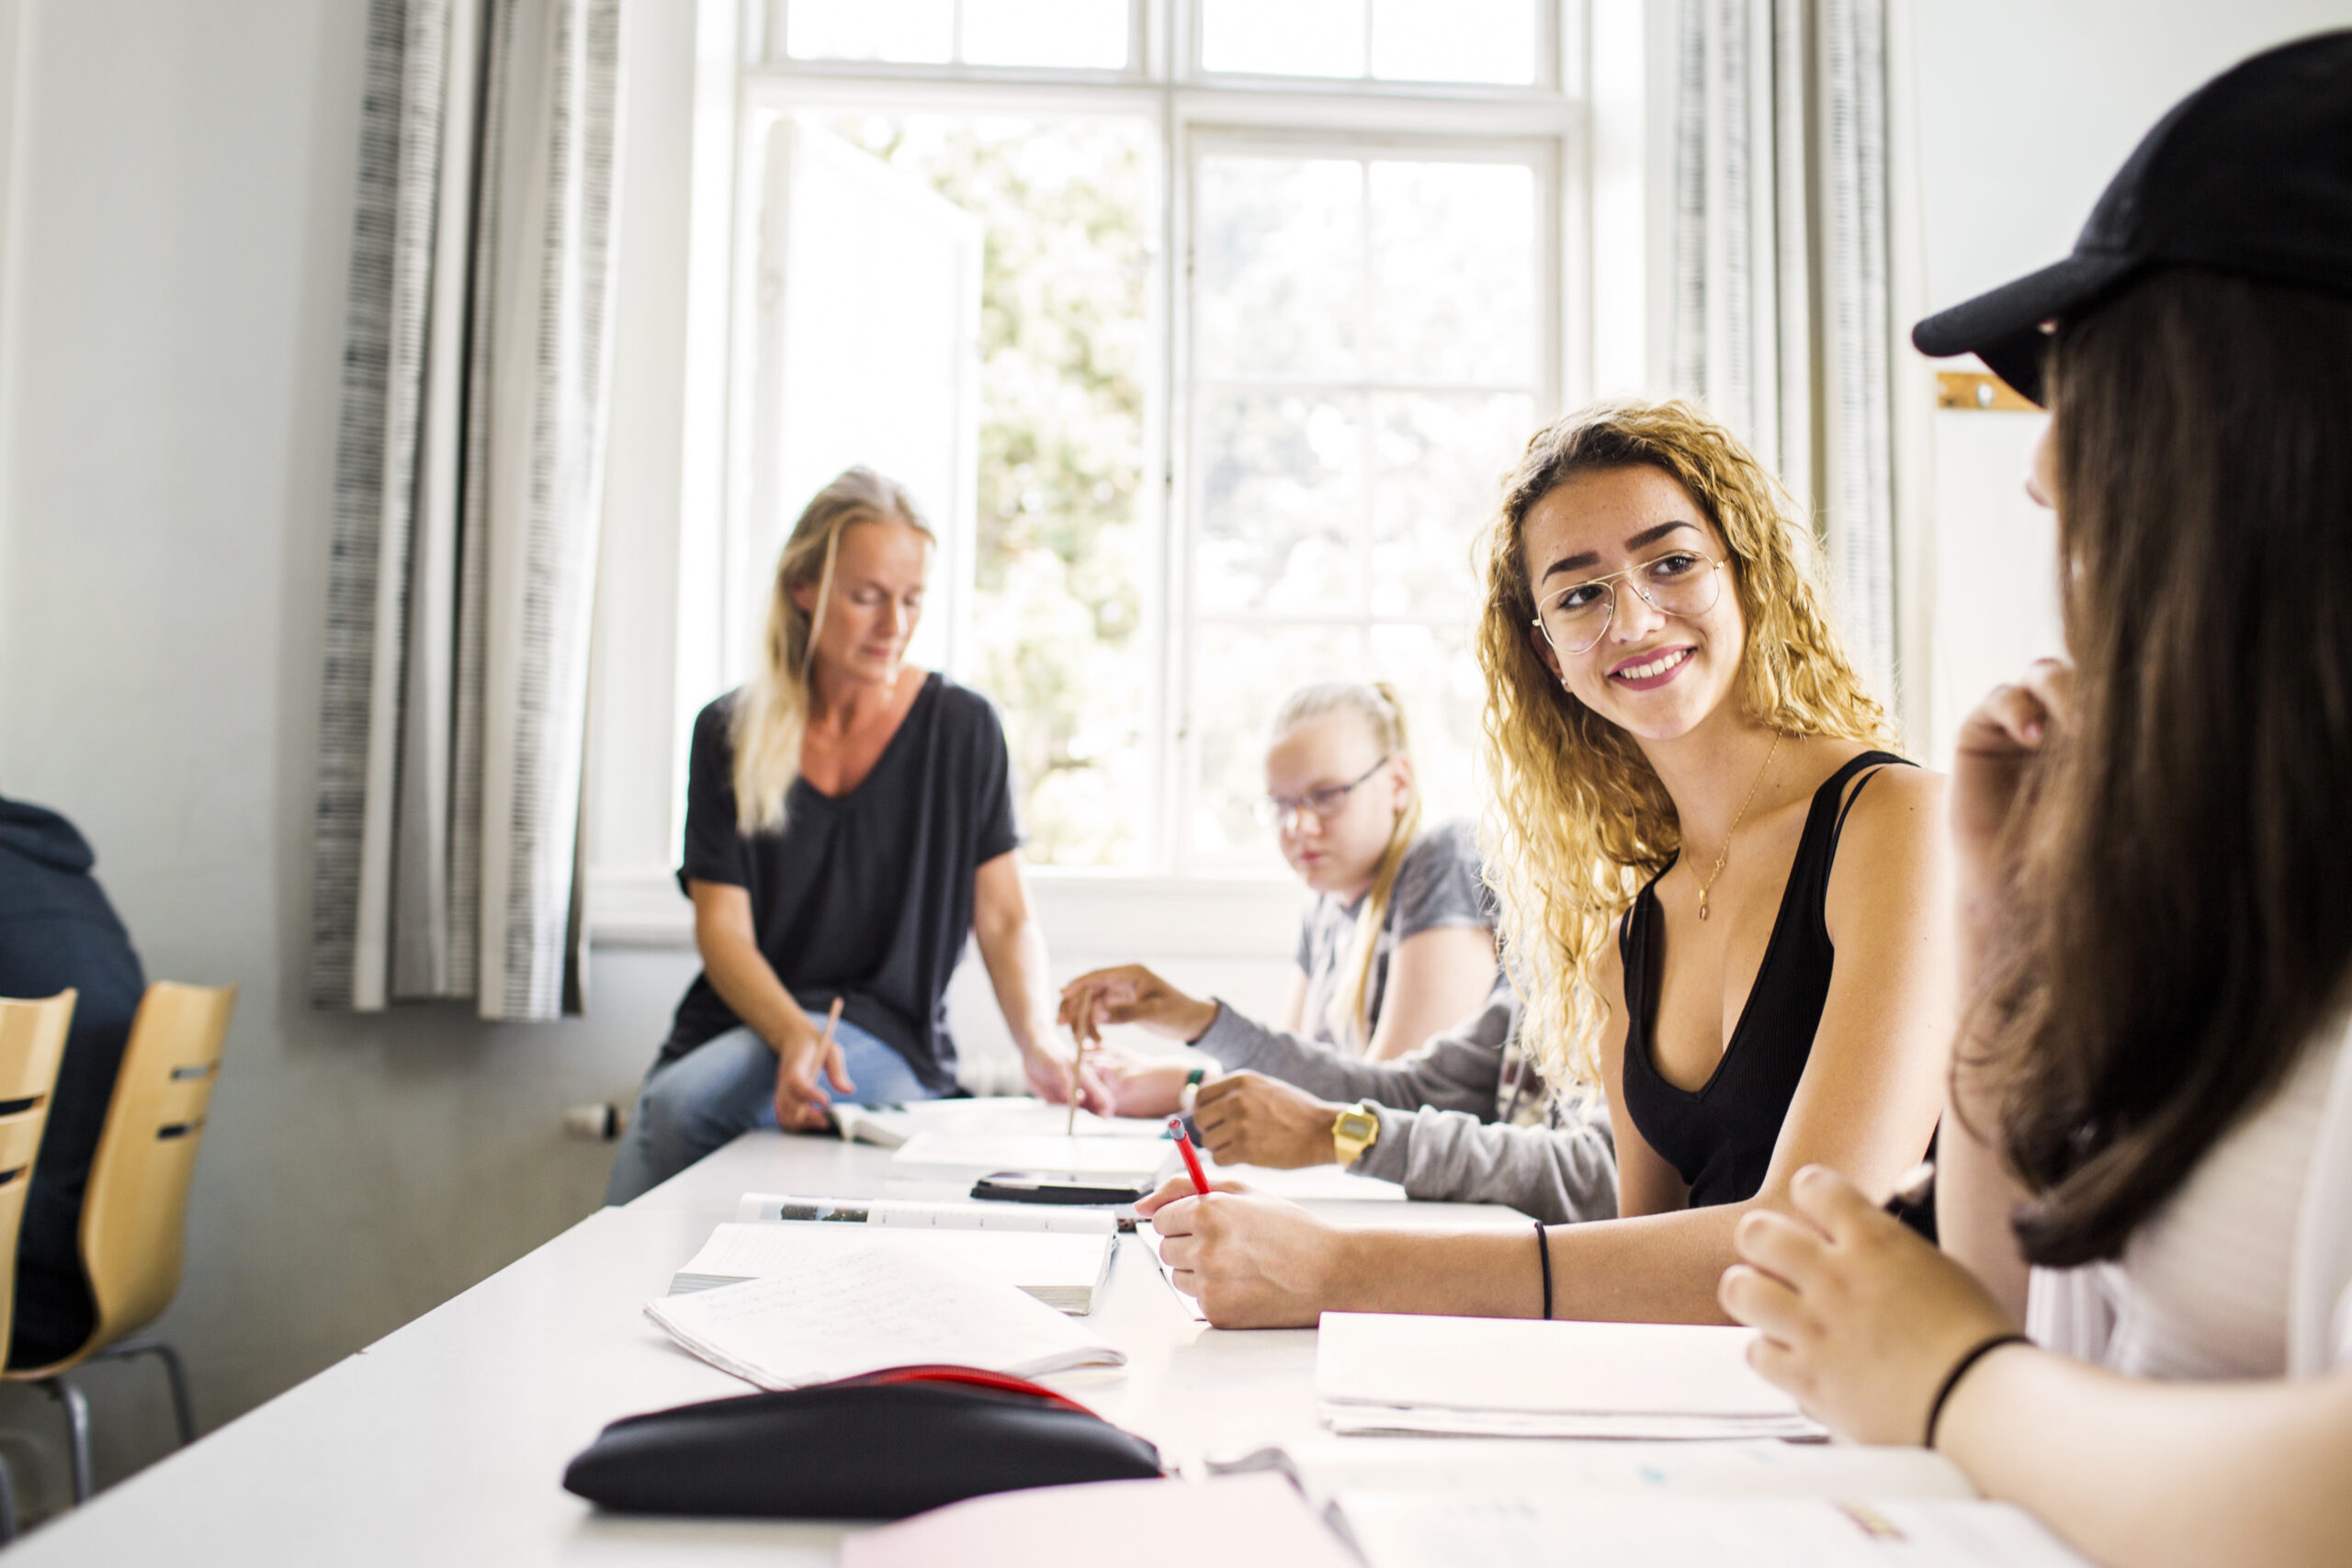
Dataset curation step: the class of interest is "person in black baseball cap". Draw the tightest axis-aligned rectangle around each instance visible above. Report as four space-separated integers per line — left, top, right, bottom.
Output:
1714 30 2352 1568
1913 28 2352 405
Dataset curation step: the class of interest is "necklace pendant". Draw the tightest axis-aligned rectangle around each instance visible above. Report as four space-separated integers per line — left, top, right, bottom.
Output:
1698 895 1710 922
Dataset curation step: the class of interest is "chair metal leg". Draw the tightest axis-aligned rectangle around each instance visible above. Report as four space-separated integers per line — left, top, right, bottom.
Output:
0 1449 19 1542
102 1339 196 1448
40 1377 92 1503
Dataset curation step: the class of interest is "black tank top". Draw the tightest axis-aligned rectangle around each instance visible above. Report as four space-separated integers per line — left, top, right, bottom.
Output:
1619 750 1912 1209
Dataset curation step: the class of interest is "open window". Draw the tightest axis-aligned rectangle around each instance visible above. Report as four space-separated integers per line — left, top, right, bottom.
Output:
736 119 983 682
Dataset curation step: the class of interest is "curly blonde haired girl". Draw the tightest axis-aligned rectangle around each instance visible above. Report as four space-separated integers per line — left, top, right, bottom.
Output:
1475 399 1894 1089
1133 398 1955 1331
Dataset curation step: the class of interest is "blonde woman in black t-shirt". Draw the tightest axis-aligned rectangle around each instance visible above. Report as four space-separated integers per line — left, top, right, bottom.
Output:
605 468 1101 1204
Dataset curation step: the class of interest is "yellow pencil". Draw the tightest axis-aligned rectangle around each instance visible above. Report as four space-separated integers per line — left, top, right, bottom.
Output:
820 997 844 1083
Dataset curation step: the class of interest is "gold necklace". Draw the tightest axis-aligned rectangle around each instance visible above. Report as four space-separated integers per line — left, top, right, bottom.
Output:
1696 730 1782 923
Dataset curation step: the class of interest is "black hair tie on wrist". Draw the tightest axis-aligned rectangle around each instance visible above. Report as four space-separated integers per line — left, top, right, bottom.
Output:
1532 1220 1553 1320
1924 1331 2030 1448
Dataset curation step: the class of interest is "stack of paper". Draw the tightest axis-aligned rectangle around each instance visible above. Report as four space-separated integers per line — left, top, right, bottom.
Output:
1314 1313 1826 1439
1332 1493 2094 1568
1209 1436 1975 1509
669 1220 1118 1314
645 1241 1126 1390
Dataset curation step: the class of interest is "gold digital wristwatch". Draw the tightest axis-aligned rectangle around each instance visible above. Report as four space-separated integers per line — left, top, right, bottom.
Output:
1331 1100 1381 1168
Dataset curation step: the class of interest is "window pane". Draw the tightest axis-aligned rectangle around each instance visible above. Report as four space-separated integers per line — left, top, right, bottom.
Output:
1367 160 1539 385
1370 0 1539 85
1189 624 1366 869
1200 0 1367 77
786 0 953 63
833 114 1154 868
963 0 1130 69
1198 392 1363 615
1195 156 1363 379
1369 622 1487 829
1370 391 1533 617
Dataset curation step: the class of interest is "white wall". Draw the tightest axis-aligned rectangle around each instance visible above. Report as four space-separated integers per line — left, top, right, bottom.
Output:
1909 0 2352 761
0 0 698 1507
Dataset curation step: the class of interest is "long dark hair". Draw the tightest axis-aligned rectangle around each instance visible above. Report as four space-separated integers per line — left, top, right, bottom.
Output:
1971 268 2352 1267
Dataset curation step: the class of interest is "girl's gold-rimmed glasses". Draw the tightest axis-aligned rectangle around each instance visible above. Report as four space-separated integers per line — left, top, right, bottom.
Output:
1531 549 1724 657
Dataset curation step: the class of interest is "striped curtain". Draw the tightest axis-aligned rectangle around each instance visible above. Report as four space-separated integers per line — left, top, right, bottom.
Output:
313 0 625 1021
1670 0 1896 697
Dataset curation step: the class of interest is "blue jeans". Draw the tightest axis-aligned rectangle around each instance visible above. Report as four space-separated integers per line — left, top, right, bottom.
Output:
603 1021 939 1204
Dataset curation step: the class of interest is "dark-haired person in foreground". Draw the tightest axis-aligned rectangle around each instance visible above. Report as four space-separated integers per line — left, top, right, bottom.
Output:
1721 34 2352 1568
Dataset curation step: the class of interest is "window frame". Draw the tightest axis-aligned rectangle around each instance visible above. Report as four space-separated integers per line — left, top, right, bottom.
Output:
718 0 1589 883
1175 124 1560 866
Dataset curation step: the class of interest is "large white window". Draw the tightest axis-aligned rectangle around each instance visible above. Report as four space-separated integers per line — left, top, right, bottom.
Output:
726 1 1581 877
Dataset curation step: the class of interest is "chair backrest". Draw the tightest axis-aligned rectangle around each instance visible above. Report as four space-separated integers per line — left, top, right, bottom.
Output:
0 992 78 1360
77 983 234 1354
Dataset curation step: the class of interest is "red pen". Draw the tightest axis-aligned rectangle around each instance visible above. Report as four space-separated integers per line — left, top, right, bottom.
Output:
1167 1115 1211 1195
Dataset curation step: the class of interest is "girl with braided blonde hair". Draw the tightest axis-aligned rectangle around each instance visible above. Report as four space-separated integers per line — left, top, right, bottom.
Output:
1136 400 1955 1329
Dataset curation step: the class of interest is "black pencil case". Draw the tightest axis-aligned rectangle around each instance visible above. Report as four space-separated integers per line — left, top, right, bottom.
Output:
561 1364 1164 1519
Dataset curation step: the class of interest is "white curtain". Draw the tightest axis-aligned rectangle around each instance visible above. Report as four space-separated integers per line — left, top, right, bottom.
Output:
1670 0 1896 695
313 0 625 1020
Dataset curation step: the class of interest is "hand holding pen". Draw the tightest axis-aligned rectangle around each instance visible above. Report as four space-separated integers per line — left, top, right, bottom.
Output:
773 997 850 1133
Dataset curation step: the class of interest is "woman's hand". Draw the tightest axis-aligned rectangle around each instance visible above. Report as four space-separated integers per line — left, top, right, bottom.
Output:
1950 658 2073 880
1057 964 1218 1045
1091 1051 1197 1118
772 1028 852 1132
1193 1072 1346 1168
1140 1181 1351 1327
1019 1037 1112 1112
1719 1165 2019 1446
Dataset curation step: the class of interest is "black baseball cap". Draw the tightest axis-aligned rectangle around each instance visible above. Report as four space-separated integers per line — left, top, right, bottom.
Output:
1913 29 2352 407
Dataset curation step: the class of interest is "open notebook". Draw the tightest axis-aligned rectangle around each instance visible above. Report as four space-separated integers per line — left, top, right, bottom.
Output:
1316 1313 1826 1439
646 1241 1126 1391
670 1220 1118 1314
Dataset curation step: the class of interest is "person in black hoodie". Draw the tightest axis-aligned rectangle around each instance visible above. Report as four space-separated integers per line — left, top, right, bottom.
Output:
0 795 145 1367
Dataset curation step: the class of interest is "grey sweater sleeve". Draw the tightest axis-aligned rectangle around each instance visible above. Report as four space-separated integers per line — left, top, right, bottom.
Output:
1193 986 1619 1224
1351 1102 1619 1225
1191 988 1509 1116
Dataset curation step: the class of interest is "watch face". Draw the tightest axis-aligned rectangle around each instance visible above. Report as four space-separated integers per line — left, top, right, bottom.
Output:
1338 1111 1375 1139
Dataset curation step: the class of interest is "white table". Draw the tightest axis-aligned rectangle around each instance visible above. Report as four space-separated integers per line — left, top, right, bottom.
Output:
5 1128 1537 1565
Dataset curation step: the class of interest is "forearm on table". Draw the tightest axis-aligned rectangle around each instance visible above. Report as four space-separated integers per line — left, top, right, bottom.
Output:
1939 1348 2352 1568
1329 1201 1743 1323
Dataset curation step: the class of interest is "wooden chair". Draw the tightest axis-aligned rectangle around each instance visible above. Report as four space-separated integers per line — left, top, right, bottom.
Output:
6 983 233 1510
0 991 78 1539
